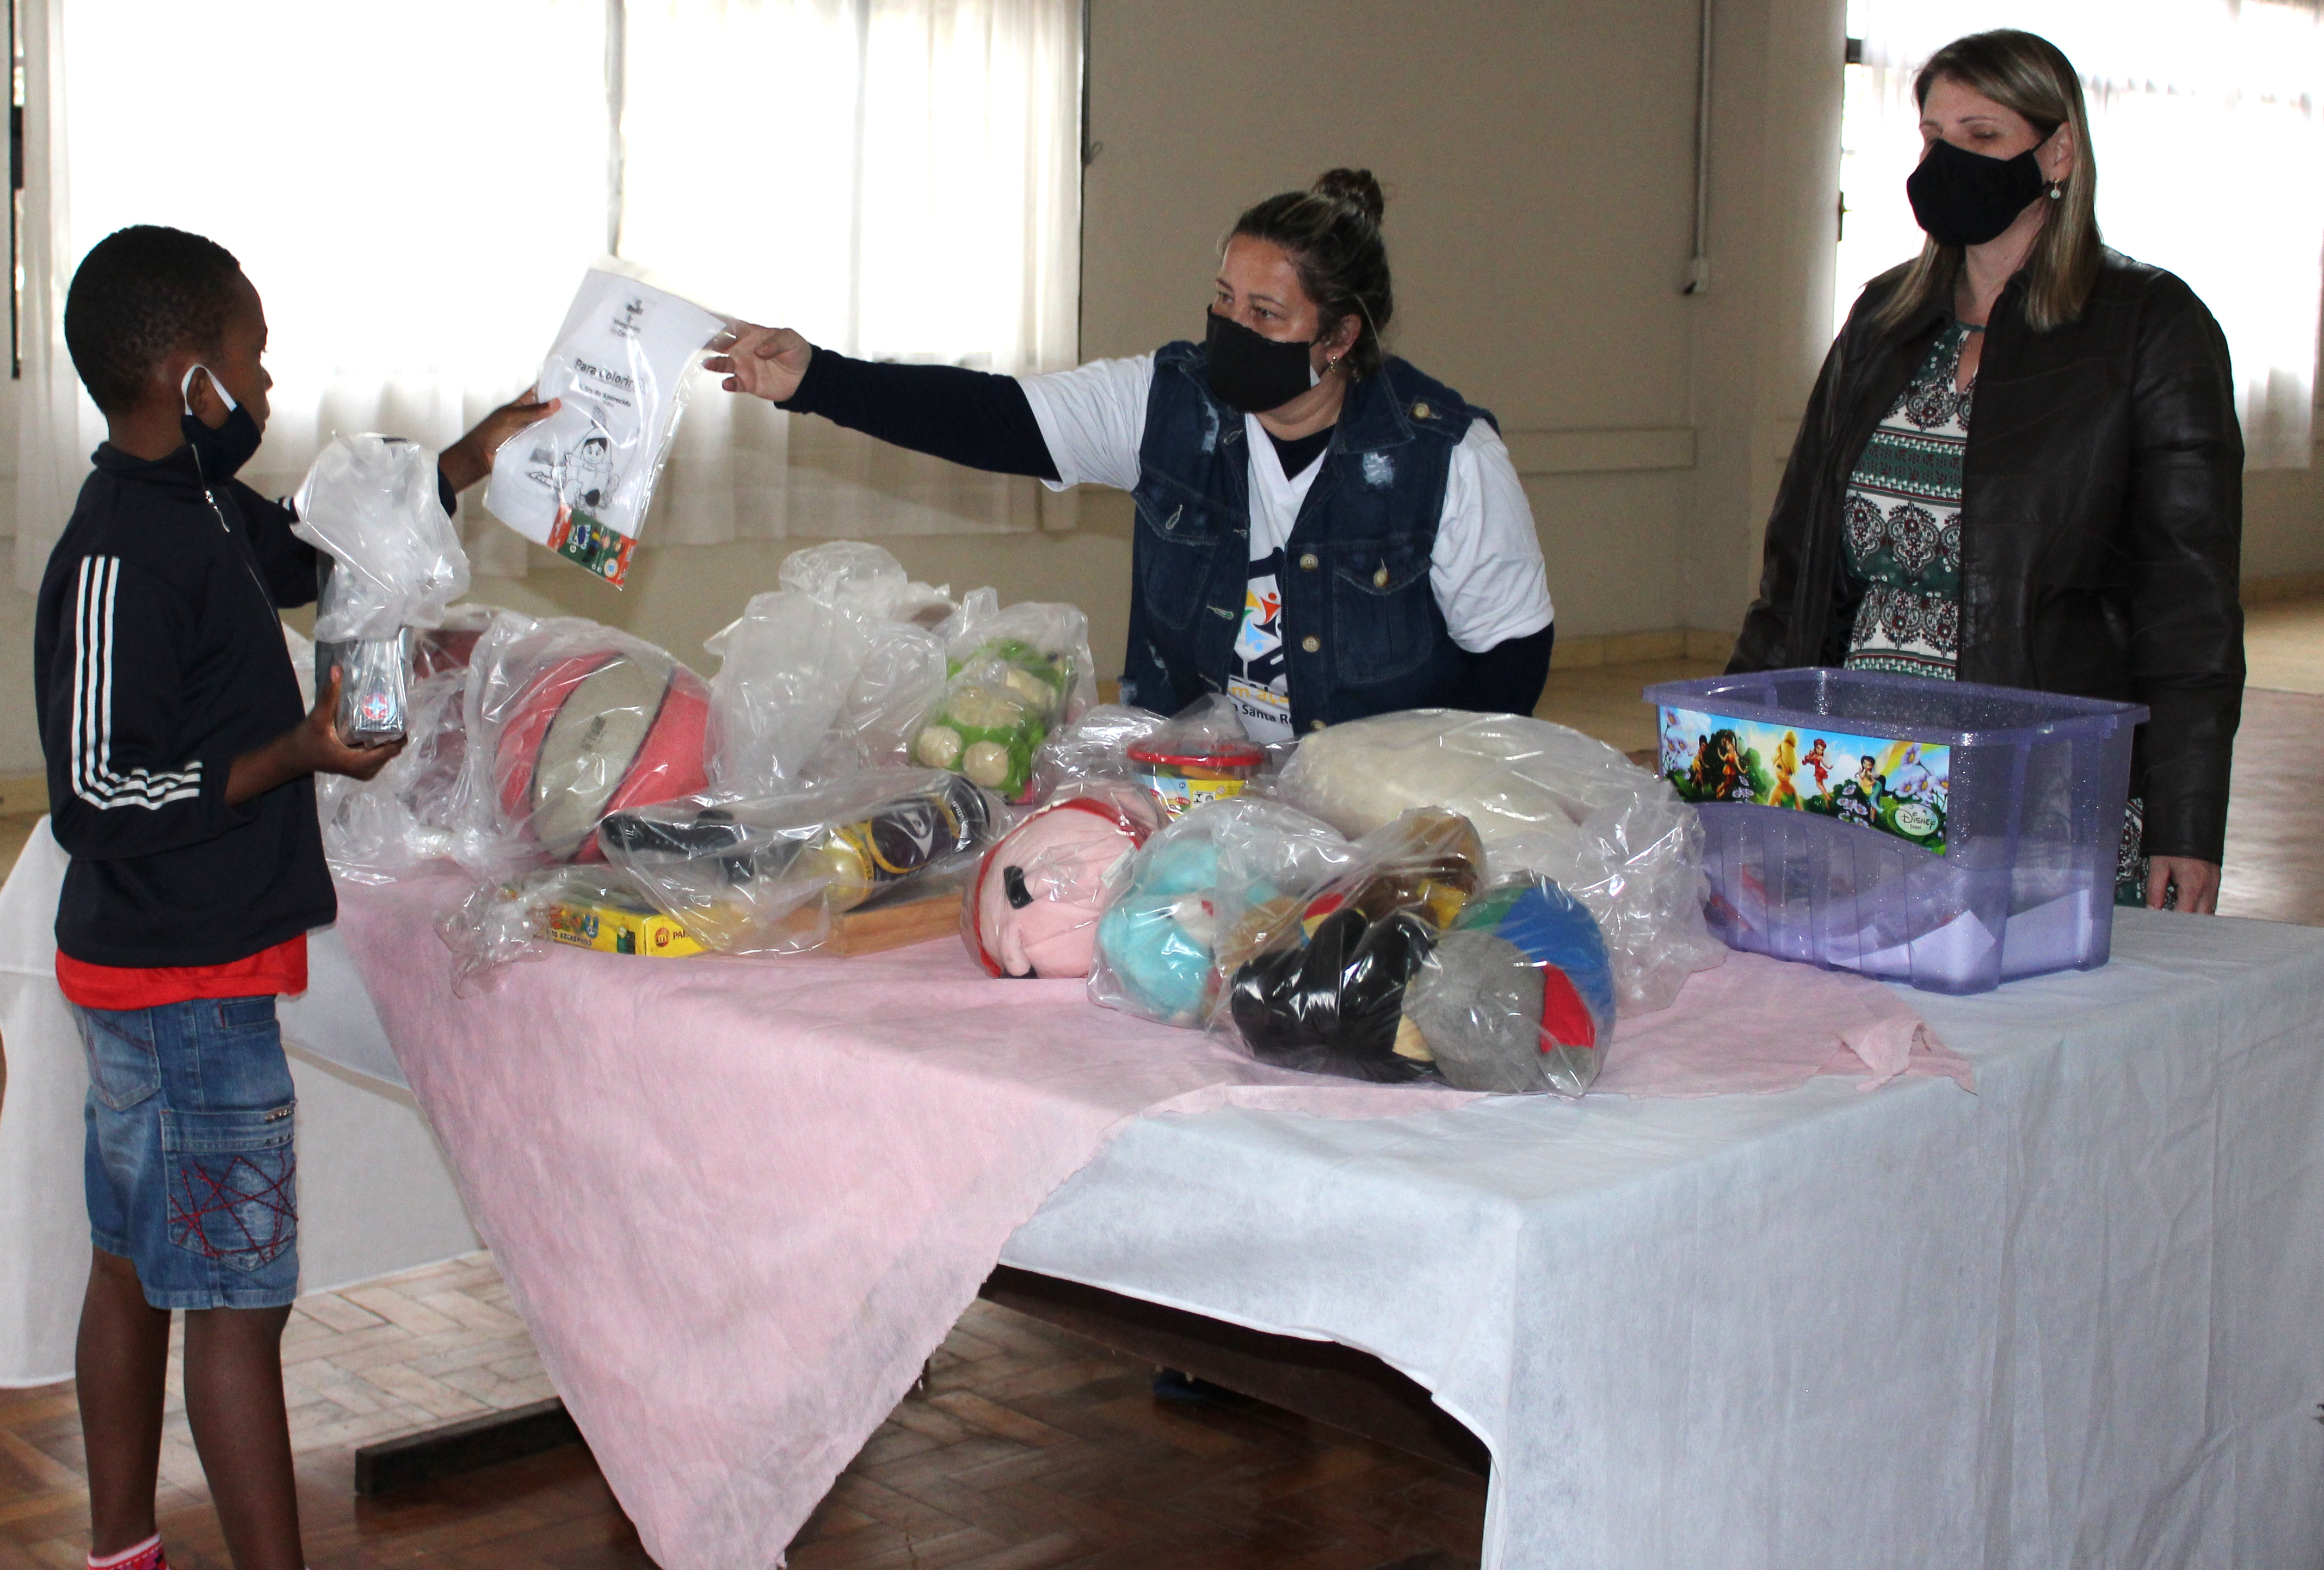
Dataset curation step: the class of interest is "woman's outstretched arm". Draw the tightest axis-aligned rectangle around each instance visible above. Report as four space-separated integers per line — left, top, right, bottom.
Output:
711 324 1058 480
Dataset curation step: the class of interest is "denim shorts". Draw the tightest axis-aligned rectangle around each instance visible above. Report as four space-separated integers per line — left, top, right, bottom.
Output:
73 996 299 1310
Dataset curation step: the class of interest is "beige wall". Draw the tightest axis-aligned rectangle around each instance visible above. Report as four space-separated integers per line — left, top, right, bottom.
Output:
0 0 2317 778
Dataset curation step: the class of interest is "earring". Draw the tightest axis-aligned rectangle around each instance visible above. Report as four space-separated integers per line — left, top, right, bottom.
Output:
2047 180 2063 200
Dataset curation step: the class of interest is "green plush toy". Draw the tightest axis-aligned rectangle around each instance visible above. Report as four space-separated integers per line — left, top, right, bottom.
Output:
911 640 1075 799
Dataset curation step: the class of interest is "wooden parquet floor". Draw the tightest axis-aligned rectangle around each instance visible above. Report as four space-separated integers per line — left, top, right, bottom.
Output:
0 1276 1484 1570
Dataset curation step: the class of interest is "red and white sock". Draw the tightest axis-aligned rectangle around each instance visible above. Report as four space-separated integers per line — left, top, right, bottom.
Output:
88 1536 164 1570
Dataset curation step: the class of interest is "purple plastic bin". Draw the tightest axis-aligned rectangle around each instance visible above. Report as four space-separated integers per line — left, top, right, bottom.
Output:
1643 668 2147 994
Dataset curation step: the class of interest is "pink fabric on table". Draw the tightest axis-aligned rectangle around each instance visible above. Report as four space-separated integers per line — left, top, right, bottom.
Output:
336 877 1961 1568
334 875 1451 1569
1600 949 1974 1097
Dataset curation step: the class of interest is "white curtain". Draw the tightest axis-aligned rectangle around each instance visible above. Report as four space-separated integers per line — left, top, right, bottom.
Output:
621 0 1084 547
1839 0 2324 469
14 0 1083 593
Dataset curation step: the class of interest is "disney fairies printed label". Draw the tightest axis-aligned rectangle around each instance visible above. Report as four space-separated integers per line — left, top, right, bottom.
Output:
1660 707 1952 855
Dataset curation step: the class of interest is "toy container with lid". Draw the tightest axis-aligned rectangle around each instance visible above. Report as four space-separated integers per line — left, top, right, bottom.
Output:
1643 667 2147 995
1128 735 1266 820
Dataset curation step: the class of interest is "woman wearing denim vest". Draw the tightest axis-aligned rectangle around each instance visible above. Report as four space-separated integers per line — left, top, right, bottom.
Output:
713 169 1555 741
1732 32 2242 913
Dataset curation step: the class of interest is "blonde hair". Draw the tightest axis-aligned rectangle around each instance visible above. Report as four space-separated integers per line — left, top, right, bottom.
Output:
1867 30 2101 337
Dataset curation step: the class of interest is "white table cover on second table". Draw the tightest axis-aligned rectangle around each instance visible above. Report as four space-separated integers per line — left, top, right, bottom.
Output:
0 821 477 1385
1001 909 2324 1568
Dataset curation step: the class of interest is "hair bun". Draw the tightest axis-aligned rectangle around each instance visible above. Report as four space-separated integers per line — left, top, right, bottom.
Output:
1310 168 1385 225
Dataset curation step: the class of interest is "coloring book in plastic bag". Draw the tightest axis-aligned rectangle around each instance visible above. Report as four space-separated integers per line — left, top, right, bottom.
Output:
485 265 726 587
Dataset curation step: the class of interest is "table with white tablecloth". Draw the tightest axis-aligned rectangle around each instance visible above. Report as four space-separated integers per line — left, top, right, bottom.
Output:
6 809 2322 1569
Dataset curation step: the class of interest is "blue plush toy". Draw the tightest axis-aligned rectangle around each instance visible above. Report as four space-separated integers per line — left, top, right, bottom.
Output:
1092 836 1219 1024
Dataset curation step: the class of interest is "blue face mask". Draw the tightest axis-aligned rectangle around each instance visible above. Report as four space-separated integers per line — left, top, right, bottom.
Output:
179 365 262 482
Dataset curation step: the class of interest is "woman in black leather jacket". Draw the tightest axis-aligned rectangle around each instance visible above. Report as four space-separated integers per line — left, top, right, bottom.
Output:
1731 29 2241 913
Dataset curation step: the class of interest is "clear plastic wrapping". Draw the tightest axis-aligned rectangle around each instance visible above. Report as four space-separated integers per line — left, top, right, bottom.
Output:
597 770 999 955
1088 795 1354 1027
450 613 712 874
483 265 728 586
317 666 469 884
437 865 655 997
1125 695 1266 820
776 541 957 629
292 433 469 641
963 781 1161 979
1277 709 1722 1012
703 591 945 797
1028 704 1166 800
1213 808 1484 1084
910 590 1098 801
1402 876 1616 1096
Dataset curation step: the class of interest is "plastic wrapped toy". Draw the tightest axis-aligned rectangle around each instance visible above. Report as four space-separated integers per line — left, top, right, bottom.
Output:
598 770 997 955
964 781 1161 979
294 433 470 745
450 613 711 873
483 265 728 586
1279 709 1721 1012
1089 796 1354 1027
317 666 469 884
1217 808 1484 1083
1402 877 1616 1096
1126 695 1266 821
910 590 1096 800
294 434 469 639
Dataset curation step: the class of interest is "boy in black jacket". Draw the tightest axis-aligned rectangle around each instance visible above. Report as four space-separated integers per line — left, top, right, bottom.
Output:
34 226 552 1570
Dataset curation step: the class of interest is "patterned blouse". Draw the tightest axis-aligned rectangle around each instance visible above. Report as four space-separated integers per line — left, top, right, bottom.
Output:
1836 322 2154 903
1840 322 1972 679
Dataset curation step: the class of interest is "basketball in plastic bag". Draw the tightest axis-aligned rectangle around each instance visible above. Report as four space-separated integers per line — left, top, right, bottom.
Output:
495 647 710 862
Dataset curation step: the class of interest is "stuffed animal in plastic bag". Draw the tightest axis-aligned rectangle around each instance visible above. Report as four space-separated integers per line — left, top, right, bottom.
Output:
1092 835 1220 1024
913 639 1076 799
965 783 1160 979
1400 876 1616 1096
1222 808 1484 1083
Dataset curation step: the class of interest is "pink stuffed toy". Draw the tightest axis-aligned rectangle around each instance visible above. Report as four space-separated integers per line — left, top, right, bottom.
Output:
965 784 1158 979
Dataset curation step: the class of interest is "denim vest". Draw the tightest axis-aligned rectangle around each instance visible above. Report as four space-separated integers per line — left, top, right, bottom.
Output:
1119 343 1488 734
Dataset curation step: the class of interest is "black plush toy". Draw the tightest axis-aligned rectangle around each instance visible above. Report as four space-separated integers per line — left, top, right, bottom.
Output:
1228 907 1440 1083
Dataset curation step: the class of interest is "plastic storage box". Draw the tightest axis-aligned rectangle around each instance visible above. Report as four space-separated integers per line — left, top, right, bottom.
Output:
1643 668 2147 994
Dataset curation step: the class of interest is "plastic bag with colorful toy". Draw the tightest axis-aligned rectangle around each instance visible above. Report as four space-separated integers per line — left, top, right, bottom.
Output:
962 780 1163 979
1087 796 1354 1027
448 612 711 877
596 769 1000 956
909 590 1097 801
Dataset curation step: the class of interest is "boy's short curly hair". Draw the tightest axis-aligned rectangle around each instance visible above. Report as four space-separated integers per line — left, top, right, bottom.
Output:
64 226 245 415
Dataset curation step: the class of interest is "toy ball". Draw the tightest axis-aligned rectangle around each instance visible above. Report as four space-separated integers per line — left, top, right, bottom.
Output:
967 786 1155 979
1402 877 1614 1096
496 648 710 861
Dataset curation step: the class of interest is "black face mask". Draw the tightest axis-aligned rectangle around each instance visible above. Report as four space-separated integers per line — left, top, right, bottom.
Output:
180 366 263 482
1906 137 2048 248
1203 310 1317 415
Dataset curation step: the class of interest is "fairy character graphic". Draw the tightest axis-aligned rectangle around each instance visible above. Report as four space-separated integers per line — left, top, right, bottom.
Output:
1770 730 1802 809
1802 737 1830 794
1833 754 1883 827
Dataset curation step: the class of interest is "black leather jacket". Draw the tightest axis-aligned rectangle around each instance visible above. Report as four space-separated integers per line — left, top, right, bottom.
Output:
1730 251 2243 863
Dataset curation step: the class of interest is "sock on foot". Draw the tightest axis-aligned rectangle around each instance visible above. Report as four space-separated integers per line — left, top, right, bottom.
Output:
88 1535 164 1570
